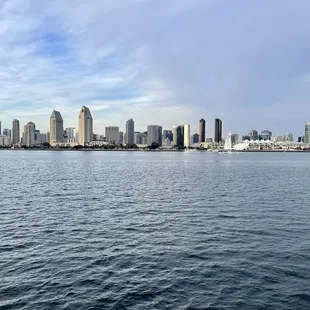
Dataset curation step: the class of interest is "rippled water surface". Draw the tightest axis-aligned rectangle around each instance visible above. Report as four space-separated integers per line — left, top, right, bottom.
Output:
1 151 310 310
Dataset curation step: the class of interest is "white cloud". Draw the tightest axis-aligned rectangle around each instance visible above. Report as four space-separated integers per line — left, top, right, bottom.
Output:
1 0 310 138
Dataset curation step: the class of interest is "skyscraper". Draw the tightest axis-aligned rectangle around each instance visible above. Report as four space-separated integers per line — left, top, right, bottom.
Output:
172 125 184 148
184 124 190 147
214 118 222 143
105 126 120 144
179 125 184 147
78 106 93 145
260 130 272 141
125 118 134 144
134 132 144 145
163 130 173 141
12 119 20 144
193 133 199 143
3 129 11 139
119 131 124 144
172 126 178 146
65 127 75 142
23 122 35 147
147 125 162 146
304 122 310 144
199 119 205 143
50 110 64 144
249 130 259 140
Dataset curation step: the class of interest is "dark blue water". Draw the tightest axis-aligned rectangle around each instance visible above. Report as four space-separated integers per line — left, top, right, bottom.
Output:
1 151 310 309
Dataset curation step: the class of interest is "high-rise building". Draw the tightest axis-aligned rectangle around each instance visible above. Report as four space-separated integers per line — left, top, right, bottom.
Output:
3 128 11 139
283 132 293 141
119 131 124 144
179 125 184 147
142 132 148 145
249 130 259 140
199 119 206 143
38 133 48 144
134 132 144 145
304 122 310 144
173 125 184 148
50 110 64 143
12 119 20 144
184 124 190 147
125 118 134 144
231 133 239 145
260 130 272 141
193 133 199 143
65 127 75 142
23 122 35 146
214 118 222 143
0 121 1 136
163 130 173 141
105 126 120 144
78 106 93 145
147 125 162 146
298 136 304 143
172 126 178 146
0 135 11 146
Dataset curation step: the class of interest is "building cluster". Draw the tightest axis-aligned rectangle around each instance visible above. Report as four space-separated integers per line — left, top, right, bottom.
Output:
0 107 310 149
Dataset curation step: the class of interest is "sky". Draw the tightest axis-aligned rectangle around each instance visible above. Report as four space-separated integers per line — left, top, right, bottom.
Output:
1 0 310 138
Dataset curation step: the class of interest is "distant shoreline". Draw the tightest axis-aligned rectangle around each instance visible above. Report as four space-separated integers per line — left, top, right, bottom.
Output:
1 149 310 153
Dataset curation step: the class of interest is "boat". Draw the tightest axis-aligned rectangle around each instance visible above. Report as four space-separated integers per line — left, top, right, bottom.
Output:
219 132 235 154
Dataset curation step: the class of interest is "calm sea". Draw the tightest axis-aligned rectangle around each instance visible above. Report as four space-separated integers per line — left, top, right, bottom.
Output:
1 151 310 310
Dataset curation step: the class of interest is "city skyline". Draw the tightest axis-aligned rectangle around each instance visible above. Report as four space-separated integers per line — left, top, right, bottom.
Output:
1 1 310 138
0 109 306 144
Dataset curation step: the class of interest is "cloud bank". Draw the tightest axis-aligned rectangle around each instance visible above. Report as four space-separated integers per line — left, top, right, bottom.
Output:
1 0 310 137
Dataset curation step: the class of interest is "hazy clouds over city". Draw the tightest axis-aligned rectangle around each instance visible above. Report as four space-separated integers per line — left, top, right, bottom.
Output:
1 0 310 136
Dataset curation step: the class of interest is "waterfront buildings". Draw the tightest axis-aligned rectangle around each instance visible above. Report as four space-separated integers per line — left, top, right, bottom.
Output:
0 135 11 146
184 124 190 147
105 126 120 144
12 119 20 144
304 122 310 144
163 130 173 141
271 136 283 143
193 132 199 143
23 122 35 146
78 106 93 145
250 130 259 140
65 127 75 142
283 132 293 141
125 118 134 144
298 136 304 143
50 110 64 144
214 118 222 143
119 131 124 144
134 132 144 145
142 132 148 145
172 125 184 148
260 130 272 140
199 119 205 143
3 129 11 139
172 126 178 146
231 133 239 145
147 125 162 146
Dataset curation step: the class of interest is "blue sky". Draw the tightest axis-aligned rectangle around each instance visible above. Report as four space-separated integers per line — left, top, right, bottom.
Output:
1 0 310 138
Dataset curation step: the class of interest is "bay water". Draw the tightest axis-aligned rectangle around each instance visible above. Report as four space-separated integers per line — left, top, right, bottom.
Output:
1 151 310 309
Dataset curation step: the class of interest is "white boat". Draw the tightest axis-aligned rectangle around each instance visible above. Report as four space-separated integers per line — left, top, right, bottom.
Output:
219 132 235 154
